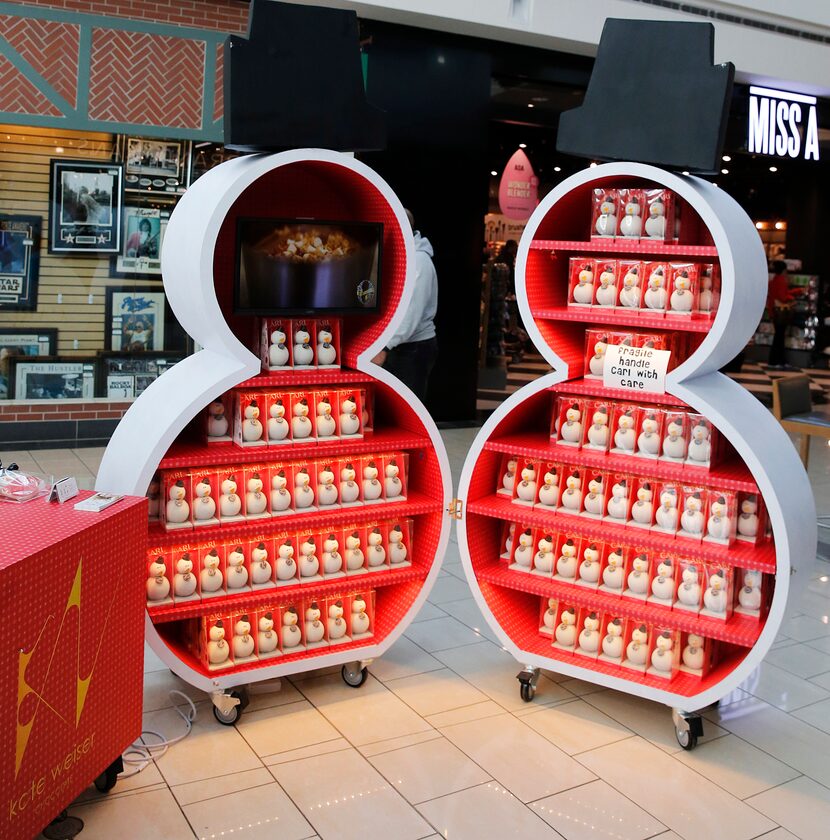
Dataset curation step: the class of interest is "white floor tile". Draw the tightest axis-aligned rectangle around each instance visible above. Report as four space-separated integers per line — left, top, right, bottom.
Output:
779 614 830 642
438 712 595 802
791 696 830 733
144 643 168 673
143 668 208 713
385 668 489 717
73 762 166 805
555 677 609 697
270 749 431 840
182 781 314 840
746 777 830 840
357 730 443 758
764 643 830 679
520 699 633 756
578 737 775 840
369 636 445 682
172 767 274 806
368 737 491 804
743 662 830 711
417 781 564 839
442 597 500 643
425 700 507 728
426 573 473 605
235 699 342 758
530 779 666 840
410 601 448 623
404 616 489 652
263 738 352 767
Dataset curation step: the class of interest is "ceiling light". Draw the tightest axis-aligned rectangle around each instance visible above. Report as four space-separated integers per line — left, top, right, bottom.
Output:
553 166 561 172
755 222 764 229
490 170 497 176
55 146 64 153
589 162 598 168
774 221 785 230
437 54 445 64
769 166 778 172
721 168 729 174
722 155 731 162
527 103 535 108
519 143 527 149
682 170 690 176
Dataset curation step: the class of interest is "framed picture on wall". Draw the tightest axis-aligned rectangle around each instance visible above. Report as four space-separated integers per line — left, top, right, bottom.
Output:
48 159 124 254
190 142 240 183
105 286 168 352
8 357 96 400
0 329 57 399
110 203 171 278
0 215 42 310
118 136 192 195
97 351 182 398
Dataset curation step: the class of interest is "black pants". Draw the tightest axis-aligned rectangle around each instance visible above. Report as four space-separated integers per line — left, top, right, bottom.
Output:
769 310 791 367
384 337 438 403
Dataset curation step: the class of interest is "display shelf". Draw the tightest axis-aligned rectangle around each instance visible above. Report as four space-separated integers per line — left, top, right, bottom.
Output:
484 432 759 493
529 239 719 258
237 368 375 389
466 495 777 574
534 306 713 333
148 563 428 624
158 427 432 469
550 377 688 408
148 491 442 548
475 562 763 647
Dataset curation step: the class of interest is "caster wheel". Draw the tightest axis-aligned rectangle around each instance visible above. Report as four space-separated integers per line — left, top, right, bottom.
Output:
213 690 247 725
676 726 698 750
520 682 535 703
341 664 368 687
93 757 122 793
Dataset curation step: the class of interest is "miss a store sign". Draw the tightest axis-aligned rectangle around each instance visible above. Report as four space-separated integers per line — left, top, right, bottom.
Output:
748 86 820 161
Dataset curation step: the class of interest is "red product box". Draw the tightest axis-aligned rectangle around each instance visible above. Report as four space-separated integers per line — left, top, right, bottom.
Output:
591 188 619 238
315 318 342 369
604 473 632 524
568 257 596 306
677 486 706 541
634 408 663 459
674 559 703 613
340 460 362 507
497 453 520 497
531 531 556 577
205 394 232 443
265 391 291 445
274 531 299 586
680 632 713 677
292 321 317 368
261 317 292 371
698 263 720 316
618 260 644 310
736 491 765 545
642 261 669 314
198 542 226 598
244 464 271 521
584 329 612 379
621 621 650 673
583 400 611 452
629 478 656 529
610 403 638 455
734 569 765 618
576 540 603 589
339 390 364 439
171 547 199 602
575 608 603 658
539 596 559 636
326 596 351 645
647 627 680 680
685 413 716 469
316 459 341 510
361 456 384 504
269 462 294 516
643 188 675 242
279 603 305 651
366 522 390 572
647 554 677 607
314 390 339 441
599 544 628 595
598 615 627 664
387 519 412 567
225 541 251 593
344 524 369 575
623 550 650 601
536 462 562 510
667 262 699 316
361 385 374 435
192 471 220 528
559 467 584 515
162 470 193 532
581 470 606 519
660 410 689 463
552 604 579 652
509 525 536 573
146 551 173 607
249 537 276 590
255 607 282 660
501 521 518 560
701 565 733 620
231 612 258 664
383 452 408 502
618 188 646 240
296 528 323 582
201 614 234 671
704 490 737 546
147 473 161 521
218 469 246 523
555 398 585 448
512 458 540 508
234 392 267 448
553 532 580 583
304 599 329 650
289 390 316 442
594 260 619 308
321 529 346 578
349 591 375 640
293 461 317 512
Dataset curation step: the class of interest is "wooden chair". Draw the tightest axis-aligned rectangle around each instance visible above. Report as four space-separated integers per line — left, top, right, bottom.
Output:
771 374 830 468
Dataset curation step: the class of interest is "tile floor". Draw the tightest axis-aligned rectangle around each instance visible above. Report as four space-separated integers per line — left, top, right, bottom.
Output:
13 427 830 840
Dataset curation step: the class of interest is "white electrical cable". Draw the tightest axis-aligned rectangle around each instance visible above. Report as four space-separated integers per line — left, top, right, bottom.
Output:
118 690 198 778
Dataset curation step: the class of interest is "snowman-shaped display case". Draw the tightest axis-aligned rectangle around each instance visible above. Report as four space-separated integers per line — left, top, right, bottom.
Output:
456 163 815 724
95 151 451 715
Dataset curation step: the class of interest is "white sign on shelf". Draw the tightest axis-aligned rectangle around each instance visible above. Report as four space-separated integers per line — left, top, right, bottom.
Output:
603 344 671 394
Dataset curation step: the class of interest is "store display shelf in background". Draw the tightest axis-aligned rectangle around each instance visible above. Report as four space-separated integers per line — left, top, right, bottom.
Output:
158 428 432 469
237 368 376 389
475 563 764 647
466 495 777 574
529 239 719 258
535 306 713 333
148 563 427 624
551 378 688 408
148 492 442 547
484 433 759 492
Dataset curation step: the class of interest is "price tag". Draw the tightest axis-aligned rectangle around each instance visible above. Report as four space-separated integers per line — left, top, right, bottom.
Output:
48 476 79 504
603 344 671 394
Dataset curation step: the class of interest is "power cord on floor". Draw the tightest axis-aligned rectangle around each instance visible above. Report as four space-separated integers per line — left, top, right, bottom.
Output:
118 690 198 778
